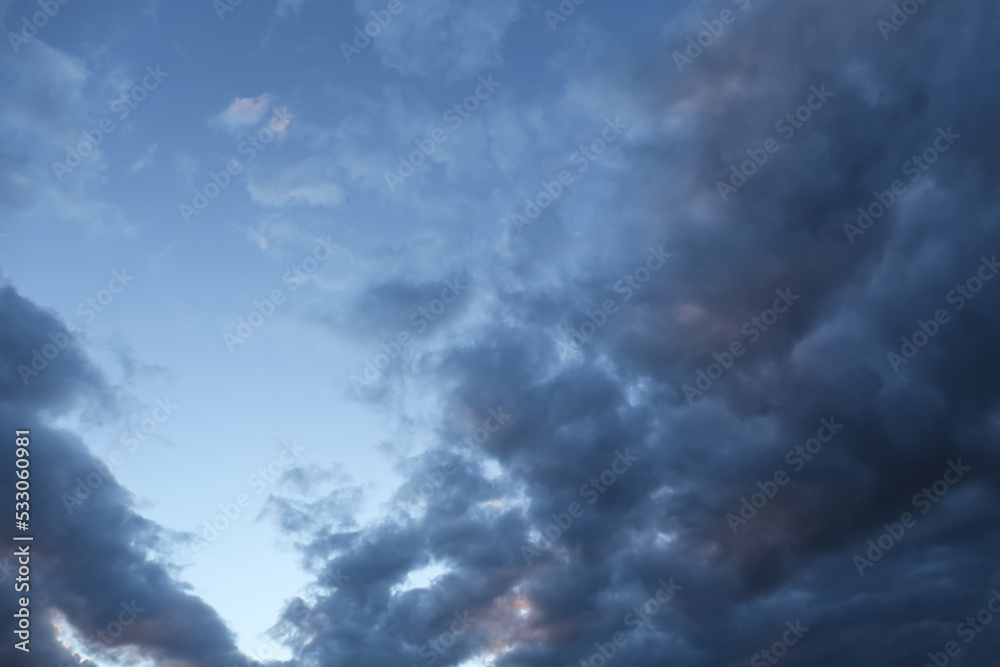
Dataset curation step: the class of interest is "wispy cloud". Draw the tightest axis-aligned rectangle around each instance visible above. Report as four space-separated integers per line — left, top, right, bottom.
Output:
129 142 159 172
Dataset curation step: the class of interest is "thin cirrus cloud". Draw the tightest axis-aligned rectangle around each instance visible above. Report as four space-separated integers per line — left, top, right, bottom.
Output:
354 0 522 80
246 160 345 208
129 142 159 172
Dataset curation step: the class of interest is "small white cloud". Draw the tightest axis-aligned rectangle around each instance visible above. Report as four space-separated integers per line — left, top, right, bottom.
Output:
246 161 345 208
213 94 274 133
242 214 300 253
248 180 345 208
174 152 200 188
129 143 158 172
269 106 294 136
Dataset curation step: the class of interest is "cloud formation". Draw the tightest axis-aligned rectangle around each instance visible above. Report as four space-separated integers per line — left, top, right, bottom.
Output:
263 1 1000 666
0 287 254 667
2 1 999 666
354 0 521 80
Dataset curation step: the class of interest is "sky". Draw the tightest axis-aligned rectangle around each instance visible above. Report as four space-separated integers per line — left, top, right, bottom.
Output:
1 0 999 666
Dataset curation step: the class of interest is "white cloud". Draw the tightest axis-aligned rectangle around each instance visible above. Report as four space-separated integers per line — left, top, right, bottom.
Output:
247 161 345 208
213 94 275 133
355 0 521 80
242 214 301 252
248 179 345 208
174 152 200 188
129 142 159 172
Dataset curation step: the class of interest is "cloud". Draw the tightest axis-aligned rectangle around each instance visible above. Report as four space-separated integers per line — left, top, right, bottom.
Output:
248 180 345 208
213 94 275 133
174 151 200 188
0 286 255 667
355 0 521 80
3 1 998 666
246 160 345 208
129 142 158 172
0 37 145 236
0 40 89 147
263 1 1000 666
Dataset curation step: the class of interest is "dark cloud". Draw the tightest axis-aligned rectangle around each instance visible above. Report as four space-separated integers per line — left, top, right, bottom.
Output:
272 1 1000 666
1 0 997 666
0 285 254 667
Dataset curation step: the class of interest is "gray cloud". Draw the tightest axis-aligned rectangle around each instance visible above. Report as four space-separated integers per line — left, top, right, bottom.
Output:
0 285 254 667
269 1 1000 666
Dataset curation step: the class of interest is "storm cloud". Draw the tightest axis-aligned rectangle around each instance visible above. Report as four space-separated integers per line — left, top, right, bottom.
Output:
2 0 999 666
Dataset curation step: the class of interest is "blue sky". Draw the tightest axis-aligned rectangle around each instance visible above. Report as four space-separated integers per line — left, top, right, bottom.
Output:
2 0 1000 666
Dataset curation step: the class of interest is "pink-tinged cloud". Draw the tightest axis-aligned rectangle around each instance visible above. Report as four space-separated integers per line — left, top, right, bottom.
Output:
215 94 274 132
